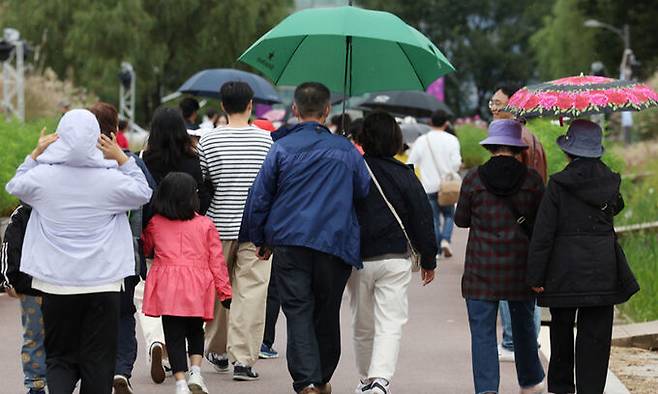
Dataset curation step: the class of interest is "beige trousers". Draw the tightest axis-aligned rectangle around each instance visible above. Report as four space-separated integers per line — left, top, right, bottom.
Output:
205 240 271 367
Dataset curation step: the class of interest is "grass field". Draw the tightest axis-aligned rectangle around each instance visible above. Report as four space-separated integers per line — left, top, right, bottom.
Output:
0 118 56 216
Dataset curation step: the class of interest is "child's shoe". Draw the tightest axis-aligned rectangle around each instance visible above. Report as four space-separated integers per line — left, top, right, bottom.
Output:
187 369 209 394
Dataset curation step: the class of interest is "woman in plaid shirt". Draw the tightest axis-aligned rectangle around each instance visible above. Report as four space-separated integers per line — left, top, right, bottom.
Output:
455 120 546 394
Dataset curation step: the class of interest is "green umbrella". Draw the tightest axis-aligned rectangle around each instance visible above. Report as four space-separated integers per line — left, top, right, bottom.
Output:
238 5 454 98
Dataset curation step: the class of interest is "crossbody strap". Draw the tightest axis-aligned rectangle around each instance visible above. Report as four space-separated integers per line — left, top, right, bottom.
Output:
364 161 416 252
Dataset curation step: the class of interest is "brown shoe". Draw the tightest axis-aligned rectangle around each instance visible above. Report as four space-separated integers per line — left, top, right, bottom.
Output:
318 382 332 394
299 386 321 394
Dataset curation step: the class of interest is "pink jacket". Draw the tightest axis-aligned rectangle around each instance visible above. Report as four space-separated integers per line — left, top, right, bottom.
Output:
142 214 231 320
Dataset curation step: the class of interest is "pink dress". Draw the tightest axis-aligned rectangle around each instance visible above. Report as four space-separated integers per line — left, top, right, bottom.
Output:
142 214 231 320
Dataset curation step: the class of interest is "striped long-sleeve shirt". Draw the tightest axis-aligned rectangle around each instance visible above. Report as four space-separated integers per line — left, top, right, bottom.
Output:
198 126 273 240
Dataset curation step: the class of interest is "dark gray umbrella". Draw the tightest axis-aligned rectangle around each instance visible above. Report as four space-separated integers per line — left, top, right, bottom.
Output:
400 123 431 144
360 90 452 117
178 68 282 104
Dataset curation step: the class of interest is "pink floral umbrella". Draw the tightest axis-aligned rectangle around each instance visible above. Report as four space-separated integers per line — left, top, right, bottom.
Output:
505 75 658 118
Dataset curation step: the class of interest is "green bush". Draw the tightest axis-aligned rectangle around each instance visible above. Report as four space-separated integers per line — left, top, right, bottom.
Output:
456 124 488 169
618 233 658 321
0 118 56 216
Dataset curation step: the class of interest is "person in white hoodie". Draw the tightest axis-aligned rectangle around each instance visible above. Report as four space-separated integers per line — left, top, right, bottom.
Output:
6 109 153 394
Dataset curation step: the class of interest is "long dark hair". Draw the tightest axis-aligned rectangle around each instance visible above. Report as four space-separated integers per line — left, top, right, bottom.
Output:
144 107 196 173
152 172 200 221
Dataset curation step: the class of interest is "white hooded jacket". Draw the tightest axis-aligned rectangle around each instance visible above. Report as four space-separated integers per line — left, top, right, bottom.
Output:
5 109 152 288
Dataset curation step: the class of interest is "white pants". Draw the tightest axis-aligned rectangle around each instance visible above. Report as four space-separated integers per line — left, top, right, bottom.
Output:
348 257 412 382
134 260 166 355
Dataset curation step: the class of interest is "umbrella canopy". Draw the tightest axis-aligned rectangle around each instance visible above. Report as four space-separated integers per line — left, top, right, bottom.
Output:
178 68 282 104
360 90 452 117
400 123 431 144
238 6 454 96
506 75 658 118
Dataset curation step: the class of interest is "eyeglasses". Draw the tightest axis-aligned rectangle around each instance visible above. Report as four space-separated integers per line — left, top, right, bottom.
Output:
488 99 506 109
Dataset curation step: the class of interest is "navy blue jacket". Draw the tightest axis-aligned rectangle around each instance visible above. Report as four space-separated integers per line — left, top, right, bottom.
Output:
246 121 370 268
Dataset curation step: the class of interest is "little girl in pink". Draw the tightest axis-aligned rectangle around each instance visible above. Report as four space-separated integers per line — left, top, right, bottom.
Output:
142 172 232 394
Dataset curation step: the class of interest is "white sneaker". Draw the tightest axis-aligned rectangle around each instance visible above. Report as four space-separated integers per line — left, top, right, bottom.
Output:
520 380 546 394
367 378 390 394
355 378 371 393
176 381 192 394
440 240 453 258
498 344 515 362
187 370 209 394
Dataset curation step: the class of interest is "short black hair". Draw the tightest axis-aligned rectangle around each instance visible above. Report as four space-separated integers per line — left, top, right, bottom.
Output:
179 97 200 119
206 108 219 118
330 113 351 134
495 83 522 99
482 144 526 155
357 111 403 157
431 109 451 128
152 172 200 221
118 119 129 131
348 117 364 139
294 82 331 119
220 81 254 114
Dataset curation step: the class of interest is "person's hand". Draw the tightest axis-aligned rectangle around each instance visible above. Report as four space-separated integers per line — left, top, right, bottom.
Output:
221 298 232 310
6 287 19 298
256 246 272 261
421 268 435 286
30 127 58 160
532 287 544 294
97 133 129 166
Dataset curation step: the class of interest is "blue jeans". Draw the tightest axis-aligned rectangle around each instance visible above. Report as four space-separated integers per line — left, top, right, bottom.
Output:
115 277 139 378
20 295 47 391
500 300 542 351
427 193 455 246
466 299 545 394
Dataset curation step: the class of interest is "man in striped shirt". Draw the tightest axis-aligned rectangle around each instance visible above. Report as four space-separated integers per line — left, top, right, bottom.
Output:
198 81 273 382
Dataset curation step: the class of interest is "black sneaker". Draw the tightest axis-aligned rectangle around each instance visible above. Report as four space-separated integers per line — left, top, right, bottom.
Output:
233 363 260 381
113 374 134 394
205 352 230 373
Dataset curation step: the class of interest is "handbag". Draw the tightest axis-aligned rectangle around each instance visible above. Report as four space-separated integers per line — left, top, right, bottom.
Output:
364 162 421 272
425 136 461 206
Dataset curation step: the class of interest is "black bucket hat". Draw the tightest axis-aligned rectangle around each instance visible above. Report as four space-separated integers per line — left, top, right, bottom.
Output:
557 119 604 158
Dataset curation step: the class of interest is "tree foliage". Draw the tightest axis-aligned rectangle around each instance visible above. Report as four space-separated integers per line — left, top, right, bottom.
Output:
0 0 292 123
358 0 553 116
530 0 596 80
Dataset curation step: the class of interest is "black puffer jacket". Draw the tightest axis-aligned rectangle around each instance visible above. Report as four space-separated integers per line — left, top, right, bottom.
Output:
1 205 40 296
356 156 438 269
527 158 636 307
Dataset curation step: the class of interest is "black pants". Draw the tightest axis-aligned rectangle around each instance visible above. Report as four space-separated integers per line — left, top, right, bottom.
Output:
263 263 281 348
548 305 614 394
162 315 205 374
42 292 120 394
115 276 139 378
274 246 352 393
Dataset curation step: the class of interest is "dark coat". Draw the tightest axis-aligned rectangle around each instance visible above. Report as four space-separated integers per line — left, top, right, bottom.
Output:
527 158 638 308
1 205 40 295
455 156 545 301
143 154 211 215
356 156 438 269
246 122 371 268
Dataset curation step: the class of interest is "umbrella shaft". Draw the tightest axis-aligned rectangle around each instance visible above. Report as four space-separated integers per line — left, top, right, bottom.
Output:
342 35 353 135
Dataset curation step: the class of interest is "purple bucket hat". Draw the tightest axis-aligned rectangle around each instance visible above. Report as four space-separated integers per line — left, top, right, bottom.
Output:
480 119 528 148
557 119 604 158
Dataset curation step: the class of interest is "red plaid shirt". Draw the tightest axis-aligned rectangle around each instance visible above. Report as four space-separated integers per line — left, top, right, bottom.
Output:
455 167 544 301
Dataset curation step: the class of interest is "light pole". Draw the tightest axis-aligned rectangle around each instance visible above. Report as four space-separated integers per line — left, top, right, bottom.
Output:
1 28 25 122
584 19 635 144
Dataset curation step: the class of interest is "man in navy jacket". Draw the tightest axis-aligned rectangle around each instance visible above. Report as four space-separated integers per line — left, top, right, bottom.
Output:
247 82 370 394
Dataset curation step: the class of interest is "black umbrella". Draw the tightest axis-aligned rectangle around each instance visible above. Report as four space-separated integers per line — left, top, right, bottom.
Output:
360 90 452 118
178 68 282 104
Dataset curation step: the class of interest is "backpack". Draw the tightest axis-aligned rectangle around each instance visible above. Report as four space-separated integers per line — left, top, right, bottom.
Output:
1 205 40 295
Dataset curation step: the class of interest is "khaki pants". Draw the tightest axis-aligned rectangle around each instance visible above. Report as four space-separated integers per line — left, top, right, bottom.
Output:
205 240 271 366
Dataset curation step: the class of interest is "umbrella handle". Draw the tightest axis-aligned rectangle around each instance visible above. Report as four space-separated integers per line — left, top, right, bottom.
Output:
559 116 564 127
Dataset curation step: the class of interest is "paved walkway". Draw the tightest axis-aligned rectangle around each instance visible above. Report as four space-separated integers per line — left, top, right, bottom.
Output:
0 228 524 393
